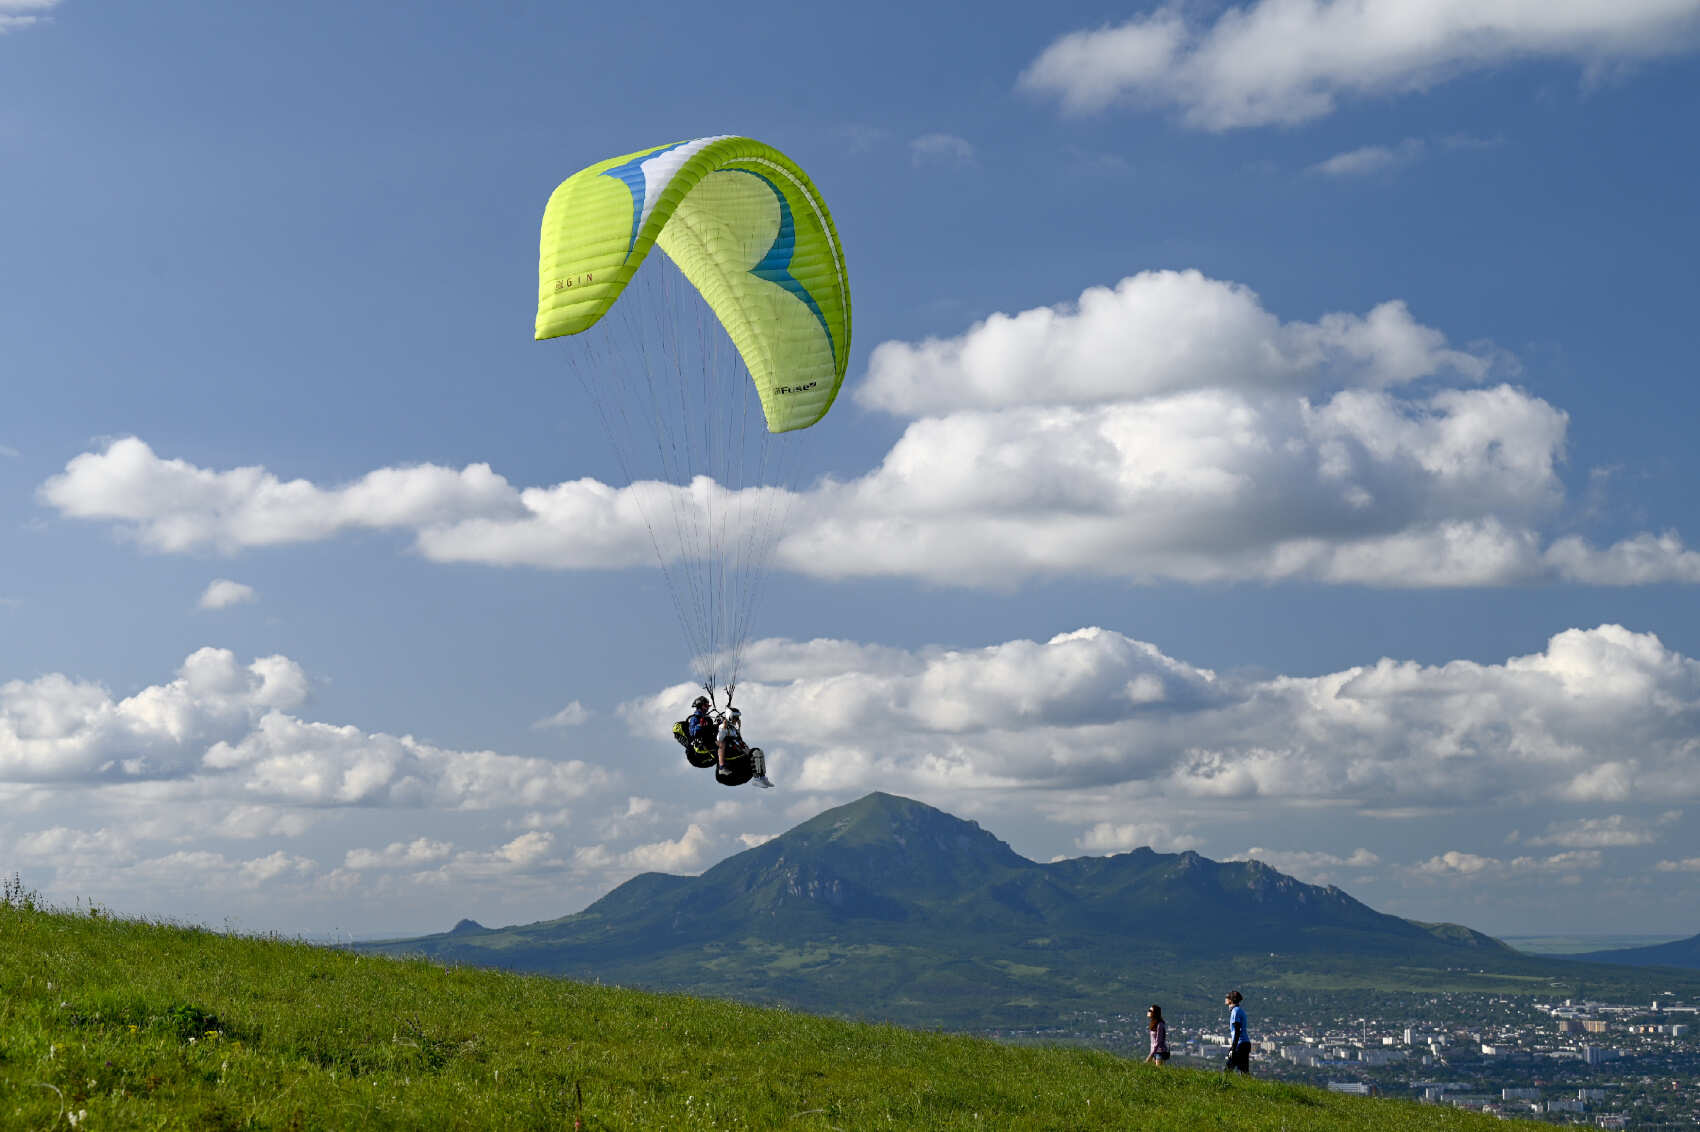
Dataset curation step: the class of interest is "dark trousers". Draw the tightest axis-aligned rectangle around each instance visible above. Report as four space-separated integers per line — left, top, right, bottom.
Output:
1224 1042 1251 1074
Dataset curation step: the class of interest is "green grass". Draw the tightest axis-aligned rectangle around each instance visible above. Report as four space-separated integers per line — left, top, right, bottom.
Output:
2 897 1504 1130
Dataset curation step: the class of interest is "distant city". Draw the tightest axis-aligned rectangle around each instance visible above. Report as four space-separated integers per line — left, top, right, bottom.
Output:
1018 993 1700 1128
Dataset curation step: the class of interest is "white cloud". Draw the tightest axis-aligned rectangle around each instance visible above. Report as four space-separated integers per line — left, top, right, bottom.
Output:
1655 857 1700 872
240 850 317 885
1311 138 1426 177
570 822 714 877
910 133 976 167
54 847 323 897
1077 821 1202 853
624 823 712 872
0 647 308 781
860 271 1492 414
213 805 316 840
345 838 455 870
1523 811 1680 848
533 701 591 730
1511 850 1602 872
1542 531 1700 584
1019 0 1700 128
0 0 58 33
496 830 556 866
406 832 567 883
1414 850 1498 876
0 648 609 811
198 579 256 611
202 713 607 809
12 825 137 867
41 270 1700 590
1411 848 1604 879
40 437 523 554
1236 846 1379 884
622 623 1700 812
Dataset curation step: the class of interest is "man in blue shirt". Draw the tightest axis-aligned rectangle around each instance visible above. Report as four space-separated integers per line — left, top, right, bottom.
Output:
1224 990 1251 1074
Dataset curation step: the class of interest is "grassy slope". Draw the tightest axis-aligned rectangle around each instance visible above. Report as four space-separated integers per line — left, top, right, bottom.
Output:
0 904 1503 1131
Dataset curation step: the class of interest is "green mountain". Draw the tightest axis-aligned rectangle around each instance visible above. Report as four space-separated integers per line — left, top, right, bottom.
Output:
1571 931 1700 969
360 792 1576 1027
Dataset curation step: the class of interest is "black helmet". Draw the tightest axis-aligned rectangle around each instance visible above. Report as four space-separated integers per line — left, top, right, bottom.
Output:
693 695 710 709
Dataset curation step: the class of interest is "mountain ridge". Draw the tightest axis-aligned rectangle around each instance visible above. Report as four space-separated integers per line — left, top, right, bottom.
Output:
359 792 1551 1026
1571 931 1700 969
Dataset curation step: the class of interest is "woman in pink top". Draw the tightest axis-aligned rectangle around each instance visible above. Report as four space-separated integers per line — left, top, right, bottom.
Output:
1144 1004 1170 1065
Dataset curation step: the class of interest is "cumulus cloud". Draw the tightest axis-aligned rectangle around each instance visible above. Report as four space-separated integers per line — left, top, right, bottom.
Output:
345 838 455 870
45 847 323 898
40 437 739 572
859 271 1493 413
0 647 308 781
1542 532 1700 584
202 714 607 809
0 648 609 811
1522 811 1681 848
40 437 525 555
1019 0 1700 128
533 701 591 730
910 133 976 166
345 826 571 883
12 825 137 867
623 623 1700 812
1236 846 1380 884
1311 138 1426 177
428 831 563 878
624 823 713 872
198 579 256 611
1412 849 1601 878
571 823 714 876
239 850 317 885
213 805 316 840
41 270 1700 590
0 0 58 33
1077 820 1202 853
1413 851 1498 876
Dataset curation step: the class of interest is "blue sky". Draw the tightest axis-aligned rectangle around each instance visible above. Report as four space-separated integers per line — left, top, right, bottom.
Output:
5 0 1700 939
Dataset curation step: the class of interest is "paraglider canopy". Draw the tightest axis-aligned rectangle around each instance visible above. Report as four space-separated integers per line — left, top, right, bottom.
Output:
536 137 852 699
537 136 851 433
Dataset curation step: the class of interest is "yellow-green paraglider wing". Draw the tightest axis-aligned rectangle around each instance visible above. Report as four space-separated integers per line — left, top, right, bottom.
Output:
536 136 851 434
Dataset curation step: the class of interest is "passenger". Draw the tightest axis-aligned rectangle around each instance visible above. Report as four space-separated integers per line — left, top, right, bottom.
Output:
717 707 743 770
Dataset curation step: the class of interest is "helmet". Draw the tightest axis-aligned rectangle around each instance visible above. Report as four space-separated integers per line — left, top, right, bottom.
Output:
693 696 710 709
728 708 741 719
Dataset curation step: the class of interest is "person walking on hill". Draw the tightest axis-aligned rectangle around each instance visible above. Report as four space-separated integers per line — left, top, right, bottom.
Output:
1144 1004 1170 1066
1223 990 1251 1075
